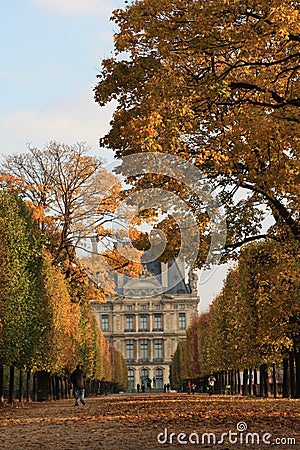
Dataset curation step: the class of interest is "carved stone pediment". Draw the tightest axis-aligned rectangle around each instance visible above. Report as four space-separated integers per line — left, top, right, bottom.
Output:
123 276 162 298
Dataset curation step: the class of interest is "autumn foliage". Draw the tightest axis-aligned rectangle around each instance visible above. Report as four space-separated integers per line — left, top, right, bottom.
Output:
0 190 128 403
92 0 300 399
95 0 300 261
170 239 300 397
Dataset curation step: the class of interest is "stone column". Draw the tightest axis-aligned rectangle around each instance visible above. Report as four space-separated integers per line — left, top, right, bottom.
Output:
136 338 140 361
149 339 153 361
161 262 168 289
149 313 153 332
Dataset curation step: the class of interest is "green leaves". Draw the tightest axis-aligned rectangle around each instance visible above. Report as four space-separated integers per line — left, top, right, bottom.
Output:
0 192 43 368
0 191 127 385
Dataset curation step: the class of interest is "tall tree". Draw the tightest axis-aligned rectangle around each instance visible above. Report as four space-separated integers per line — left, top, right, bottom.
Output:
94 0 300 260
1 141 122 266
170 239 300 395
0 192 44 375
1 142 143 296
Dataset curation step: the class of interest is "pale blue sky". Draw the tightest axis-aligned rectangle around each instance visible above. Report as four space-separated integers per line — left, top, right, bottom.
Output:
0 0 229 309
0 0 124 160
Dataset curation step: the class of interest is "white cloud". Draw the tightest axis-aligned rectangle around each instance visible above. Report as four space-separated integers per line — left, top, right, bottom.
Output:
0 86 115 162
31 0 114 16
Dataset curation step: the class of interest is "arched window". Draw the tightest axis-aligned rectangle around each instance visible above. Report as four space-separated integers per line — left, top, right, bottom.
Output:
128 369 135 391
155 368 163 390
141 368 149 384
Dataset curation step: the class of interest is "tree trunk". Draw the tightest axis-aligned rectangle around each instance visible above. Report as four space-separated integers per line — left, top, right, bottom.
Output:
295 350 300 399
67 377 72 398
8 365 15 404
282 357 290 398
64 376 69 399
259 365 264 397
234 371 237 394
272 363 277 398
0 365 4 404
26 370 31 402
242 369 248 396
37 371 51 401
220 370 227 394
33 372 38 402
49 374 53 400
60 377 64 399
19 367 24 403
261 364 269 398
229 370 233 394
51 375 56 400
253 369 258 397
248 368 253 396
290 351 295 398
237 370 241 395
55 376 61 400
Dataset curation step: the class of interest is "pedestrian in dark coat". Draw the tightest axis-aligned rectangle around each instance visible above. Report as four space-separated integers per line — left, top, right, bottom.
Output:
70 364 86 406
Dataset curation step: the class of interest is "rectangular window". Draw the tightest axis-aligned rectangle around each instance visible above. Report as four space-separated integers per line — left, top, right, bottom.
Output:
140 304 147 311
126 340 135 360
127 304 133 311
154 339 163 359
102 305 109 311
153 314 163 331
178 313 186 330
140 339 149 360
125 314 135 331
155 304 161 310
101 314 109 331
179 304 185 310
139 314 148 331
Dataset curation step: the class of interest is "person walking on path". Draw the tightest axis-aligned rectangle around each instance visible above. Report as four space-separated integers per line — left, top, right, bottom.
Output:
208 375 216 396
70 364 86 406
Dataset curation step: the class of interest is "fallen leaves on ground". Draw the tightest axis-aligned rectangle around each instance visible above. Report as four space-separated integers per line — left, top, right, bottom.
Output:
0 394 299 450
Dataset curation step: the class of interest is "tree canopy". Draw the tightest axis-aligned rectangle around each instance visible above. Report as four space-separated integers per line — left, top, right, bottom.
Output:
94 0 300 262
1 142 121 264
0 189 128 391
1 141 142 296
0 192 43 369
170 238 300 396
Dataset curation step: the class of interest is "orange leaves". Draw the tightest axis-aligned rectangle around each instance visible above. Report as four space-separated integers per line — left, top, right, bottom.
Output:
102 247 142 278
0 395 299 449
0 173 26 192
25 202 45 223
95 0 300 256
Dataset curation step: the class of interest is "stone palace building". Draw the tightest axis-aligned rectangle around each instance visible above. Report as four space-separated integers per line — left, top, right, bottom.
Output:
91 258 199 391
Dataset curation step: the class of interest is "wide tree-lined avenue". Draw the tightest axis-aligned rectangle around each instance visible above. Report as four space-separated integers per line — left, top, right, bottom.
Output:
0 0 299 447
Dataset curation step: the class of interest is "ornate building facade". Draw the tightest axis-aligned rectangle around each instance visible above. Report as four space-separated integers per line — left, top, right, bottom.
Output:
91 260 199 391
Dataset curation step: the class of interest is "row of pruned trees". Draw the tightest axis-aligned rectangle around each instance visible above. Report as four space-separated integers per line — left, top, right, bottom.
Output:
170 239 300 398
0 191 128 403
